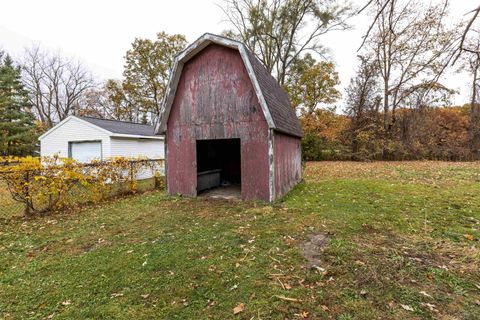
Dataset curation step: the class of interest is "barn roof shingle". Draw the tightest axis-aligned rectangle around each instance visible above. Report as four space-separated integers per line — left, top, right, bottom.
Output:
157 33 303 138
243 50 303 137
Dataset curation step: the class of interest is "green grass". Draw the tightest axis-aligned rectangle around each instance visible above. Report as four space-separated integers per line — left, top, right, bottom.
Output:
1 162 479 319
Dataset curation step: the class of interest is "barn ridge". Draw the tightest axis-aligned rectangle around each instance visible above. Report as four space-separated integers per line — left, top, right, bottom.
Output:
156 33 303 138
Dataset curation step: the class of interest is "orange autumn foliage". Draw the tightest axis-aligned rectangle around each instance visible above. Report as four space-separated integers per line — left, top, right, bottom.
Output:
301 105 474 161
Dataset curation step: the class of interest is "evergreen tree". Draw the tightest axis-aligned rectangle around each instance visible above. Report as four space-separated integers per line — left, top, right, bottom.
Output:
0 53 37 156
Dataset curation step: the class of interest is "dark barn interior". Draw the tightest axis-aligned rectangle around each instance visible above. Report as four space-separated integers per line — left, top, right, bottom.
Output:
196 139 241 197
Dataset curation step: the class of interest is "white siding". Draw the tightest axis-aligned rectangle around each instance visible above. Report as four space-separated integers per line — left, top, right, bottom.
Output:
109 137 165 179
40 117 111 160
109 138 164 159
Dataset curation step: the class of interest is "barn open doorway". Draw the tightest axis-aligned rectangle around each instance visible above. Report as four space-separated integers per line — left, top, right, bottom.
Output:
196 138 241 199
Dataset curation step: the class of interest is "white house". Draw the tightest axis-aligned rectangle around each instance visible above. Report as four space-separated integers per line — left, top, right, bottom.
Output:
39 115 164 163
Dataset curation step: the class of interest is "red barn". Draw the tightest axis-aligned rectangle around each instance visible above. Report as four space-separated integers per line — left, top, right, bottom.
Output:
156 34 302 202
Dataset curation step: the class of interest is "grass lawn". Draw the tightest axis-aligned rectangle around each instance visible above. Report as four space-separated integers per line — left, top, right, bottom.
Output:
0 161 479 319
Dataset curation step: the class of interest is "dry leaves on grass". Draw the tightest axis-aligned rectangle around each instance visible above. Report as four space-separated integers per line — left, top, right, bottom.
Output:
295 311 309 318
233 303 245 315
400 304 414 312
419 291 432 298
304 161 480 186
61 300 71 306
421 303 437 312
274 295 302 302
464 234 474 241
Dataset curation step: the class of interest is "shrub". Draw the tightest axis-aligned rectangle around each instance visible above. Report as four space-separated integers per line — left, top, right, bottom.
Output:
0 156 164 216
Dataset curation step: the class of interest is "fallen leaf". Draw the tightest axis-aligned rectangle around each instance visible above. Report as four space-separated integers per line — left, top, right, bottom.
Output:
206 299 215 307
354 260 365 266
141 294 150 299
401 304 414 311
464 234 474 241
233 303 245 315
311 265 325 273
419 291 432 298
421 302 436 311
321 305 329 311
274 295 302 302
111 293 124 298
284 283 292 290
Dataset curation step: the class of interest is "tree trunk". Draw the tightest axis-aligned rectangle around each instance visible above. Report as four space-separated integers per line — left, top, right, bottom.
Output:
470 65 480 160
382 79 390 160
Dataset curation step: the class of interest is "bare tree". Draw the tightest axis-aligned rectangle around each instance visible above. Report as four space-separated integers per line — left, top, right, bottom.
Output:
454 5 480 63
459 28 480 158
345 55 383 158
360 1 480 65
221 0 352 85
364 0 456 157
21 46 95 128
345 56 381 118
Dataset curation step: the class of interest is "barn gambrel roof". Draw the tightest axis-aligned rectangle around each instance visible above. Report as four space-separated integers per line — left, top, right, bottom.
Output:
155 33 303 138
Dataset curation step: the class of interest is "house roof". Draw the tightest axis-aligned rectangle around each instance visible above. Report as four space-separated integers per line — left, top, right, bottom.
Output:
155 33 303 138
39 115 163 141
78 116 158 137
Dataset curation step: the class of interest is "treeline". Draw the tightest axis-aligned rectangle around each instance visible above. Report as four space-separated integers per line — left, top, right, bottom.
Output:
2 0 480 162
301 105 475 161
296 0 480 162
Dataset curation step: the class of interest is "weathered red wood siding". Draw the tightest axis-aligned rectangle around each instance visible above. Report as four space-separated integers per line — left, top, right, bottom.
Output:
274 131 302 199
166 44 270 201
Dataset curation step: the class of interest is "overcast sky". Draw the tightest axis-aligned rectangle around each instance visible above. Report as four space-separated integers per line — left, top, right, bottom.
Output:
0 0 475 109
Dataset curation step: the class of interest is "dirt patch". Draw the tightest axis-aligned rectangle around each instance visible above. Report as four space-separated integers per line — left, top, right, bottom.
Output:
299 233 331 269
